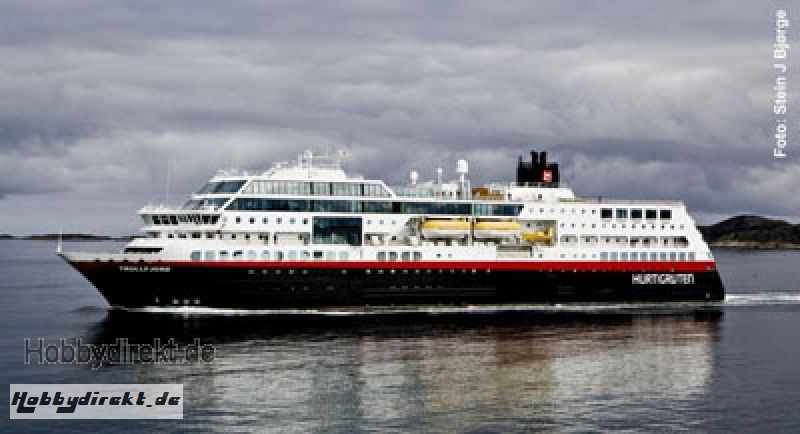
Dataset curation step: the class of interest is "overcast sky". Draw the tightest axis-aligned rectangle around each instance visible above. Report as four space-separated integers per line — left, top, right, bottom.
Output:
0 0 796 235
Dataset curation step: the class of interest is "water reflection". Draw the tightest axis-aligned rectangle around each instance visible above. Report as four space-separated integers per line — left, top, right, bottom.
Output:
85 310 722 431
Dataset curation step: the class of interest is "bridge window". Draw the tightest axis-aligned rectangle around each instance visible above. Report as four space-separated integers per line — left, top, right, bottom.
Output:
631 209 643 219
645 209 657 219
601 208 612 219
616 209 627 219
660 209 672 219
312 217 362 246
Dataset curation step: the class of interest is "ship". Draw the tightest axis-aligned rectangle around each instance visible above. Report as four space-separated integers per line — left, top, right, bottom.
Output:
60 149 725 311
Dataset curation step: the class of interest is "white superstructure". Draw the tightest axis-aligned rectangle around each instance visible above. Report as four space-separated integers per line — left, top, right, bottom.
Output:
102 150 713 267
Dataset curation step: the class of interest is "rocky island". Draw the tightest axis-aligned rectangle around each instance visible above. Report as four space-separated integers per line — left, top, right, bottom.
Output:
699 215 800 249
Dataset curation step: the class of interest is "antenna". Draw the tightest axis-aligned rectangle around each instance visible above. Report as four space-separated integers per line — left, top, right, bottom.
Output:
57 229 62 253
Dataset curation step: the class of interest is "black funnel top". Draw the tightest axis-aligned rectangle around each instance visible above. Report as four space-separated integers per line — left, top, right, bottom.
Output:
516 149 560 185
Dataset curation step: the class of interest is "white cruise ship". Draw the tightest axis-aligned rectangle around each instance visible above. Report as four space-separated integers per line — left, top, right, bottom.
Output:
60 149 725 310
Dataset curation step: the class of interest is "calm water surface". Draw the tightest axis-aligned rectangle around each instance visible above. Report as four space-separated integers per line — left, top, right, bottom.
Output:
1 240 799 432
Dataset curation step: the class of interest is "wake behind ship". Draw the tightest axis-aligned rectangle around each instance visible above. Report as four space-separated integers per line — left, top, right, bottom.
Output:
60 150 724 310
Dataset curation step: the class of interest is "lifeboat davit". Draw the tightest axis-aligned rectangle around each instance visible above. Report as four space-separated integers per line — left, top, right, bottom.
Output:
472 221 521 239
420 220 470 239
522 227 554 244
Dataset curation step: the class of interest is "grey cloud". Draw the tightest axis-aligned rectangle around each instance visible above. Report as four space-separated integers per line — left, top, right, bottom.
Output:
0 0 795 234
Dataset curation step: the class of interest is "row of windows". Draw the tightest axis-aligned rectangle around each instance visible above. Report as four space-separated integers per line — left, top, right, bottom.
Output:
560 235 689 247
376 251 424 261
241 181 392 197
182 197 230 210
558 222 684 230
227 198 523 216
597 251 696 261
190 249 350 261
196 180 246 194
147 214 220 225
530 207 674 220
601 208 671 220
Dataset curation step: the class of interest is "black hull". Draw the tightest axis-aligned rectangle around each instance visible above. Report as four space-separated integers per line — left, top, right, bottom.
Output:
68 260 725 310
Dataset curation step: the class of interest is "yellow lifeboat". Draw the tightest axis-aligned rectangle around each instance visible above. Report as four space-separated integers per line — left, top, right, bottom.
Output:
522 227 554 244
472 221 521 239
420 219 470 239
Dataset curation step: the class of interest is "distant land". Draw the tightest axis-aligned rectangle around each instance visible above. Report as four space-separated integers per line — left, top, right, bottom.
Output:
699 215 800 249
0 234 133 241
2 215 799 249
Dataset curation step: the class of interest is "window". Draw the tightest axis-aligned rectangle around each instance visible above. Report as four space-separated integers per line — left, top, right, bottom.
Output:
660 209 672 219
219 251 229 260
313 251 323 259
620 252 628 260
377 251 386 260
233 250 243 259
287 250 297 260
616 208 628 219
276 251 284 260
204 251 215 260
289 218 296 224
611 252 619 261
261 251 270 259
197 180 246 194
262 217 268 224
313 217 362 246
600 252 609 260
659 252 667 261
302 218 308 225
645 209 657 219
630 252 638 260
389 251 398 261
190 251 202 260
249 217 255 224
401 251 411 261
235 217 241 224
601 208 612 219
688 252 696 260
413 251 422 261
276 218 282 224
631 209 643 219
